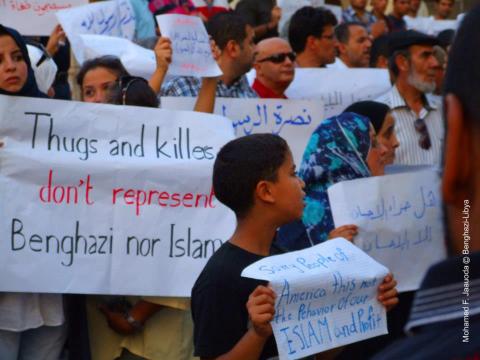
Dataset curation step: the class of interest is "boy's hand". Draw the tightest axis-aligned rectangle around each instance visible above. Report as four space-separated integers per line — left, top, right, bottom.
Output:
153 37 172 72
247 285 276 338
98 304 136 335
377 273 399 311
328 225 358 242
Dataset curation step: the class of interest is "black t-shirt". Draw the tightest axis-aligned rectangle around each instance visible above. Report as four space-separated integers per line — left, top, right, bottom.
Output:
235 0 278 42
191 241 278 359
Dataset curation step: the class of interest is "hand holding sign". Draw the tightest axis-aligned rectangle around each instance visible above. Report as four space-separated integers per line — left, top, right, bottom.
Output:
156 14 222 77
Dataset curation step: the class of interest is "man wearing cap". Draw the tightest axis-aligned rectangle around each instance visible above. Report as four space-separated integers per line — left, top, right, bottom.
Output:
377 30 443 166
372 7 480 358
252 37 295 98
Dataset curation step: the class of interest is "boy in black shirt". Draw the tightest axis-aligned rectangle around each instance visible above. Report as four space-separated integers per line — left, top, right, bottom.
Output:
191 134 398 359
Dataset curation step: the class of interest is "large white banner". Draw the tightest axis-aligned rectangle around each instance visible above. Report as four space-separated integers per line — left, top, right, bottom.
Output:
56 0 136 63
285 69 391 118
0 95 236 296
161 97 325 166
328 170 447 292
0 0 88 36
242 238 389 360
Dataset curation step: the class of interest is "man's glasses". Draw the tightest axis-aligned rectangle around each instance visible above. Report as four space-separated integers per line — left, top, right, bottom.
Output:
414 118 432 150
256 51 296 64
118 76 149 105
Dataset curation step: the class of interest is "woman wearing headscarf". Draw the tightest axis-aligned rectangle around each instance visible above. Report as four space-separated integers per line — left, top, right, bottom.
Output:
277 109 388 251
0 25 67 359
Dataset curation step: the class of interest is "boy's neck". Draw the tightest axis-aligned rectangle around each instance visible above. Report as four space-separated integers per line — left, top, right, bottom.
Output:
229 217 277 256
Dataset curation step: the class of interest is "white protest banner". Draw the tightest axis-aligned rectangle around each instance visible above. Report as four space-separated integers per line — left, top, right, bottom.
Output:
56 0 136 63
79 34 156 80
242 238 389 360
404 15 458 36
328 169 447 292
0 0 88 35
156 14 222 77
0 95 236 296
284 68 391 118
161 97 324 166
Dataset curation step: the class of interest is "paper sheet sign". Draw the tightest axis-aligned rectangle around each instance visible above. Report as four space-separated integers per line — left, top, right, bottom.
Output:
161 97 325 166
242 238 389 360
56 0 136 63
328 169 447 292
156 14 222 77
0 95 236 296
0 0 88 35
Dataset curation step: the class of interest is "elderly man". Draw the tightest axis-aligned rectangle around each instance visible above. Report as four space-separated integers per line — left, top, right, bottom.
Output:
288 6 338 68
372 6 480 358
252 37 295 98
328 22 372 69
377 30 442 166
162 12 257 98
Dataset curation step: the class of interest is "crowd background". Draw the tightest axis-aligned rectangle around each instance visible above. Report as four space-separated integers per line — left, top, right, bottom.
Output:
0 0 479 359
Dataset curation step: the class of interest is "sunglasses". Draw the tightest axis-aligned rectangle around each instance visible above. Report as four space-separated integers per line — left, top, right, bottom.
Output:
118 76 149 105
257 51 296 64
414 118 432 150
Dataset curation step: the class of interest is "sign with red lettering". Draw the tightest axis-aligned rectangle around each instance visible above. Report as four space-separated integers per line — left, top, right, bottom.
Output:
0 0 88 35
0 95 236 296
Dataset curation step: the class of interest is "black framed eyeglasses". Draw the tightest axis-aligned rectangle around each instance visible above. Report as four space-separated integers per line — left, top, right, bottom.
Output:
256 51 296 64
118 76 149 105
414 118 432 150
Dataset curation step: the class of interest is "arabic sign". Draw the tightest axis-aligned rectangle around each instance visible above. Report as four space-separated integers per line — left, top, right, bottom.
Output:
242 238 389 360
0 0 88 36
0 95 236 296
156 14 222 77
284 68 391 118
328 169 446 292
56 0 136 63
161 97 325 166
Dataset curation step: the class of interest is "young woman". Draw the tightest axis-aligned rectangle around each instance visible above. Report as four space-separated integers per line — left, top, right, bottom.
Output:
0 24 67 359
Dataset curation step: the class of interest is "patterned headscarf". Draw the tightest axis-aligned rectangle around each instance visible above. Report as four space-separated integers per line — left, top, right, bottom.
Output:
277 112 371 250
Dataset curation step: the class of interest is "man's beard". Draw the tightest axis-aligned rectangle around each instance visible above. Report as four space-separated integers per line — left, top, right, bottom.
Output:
407 68 436 93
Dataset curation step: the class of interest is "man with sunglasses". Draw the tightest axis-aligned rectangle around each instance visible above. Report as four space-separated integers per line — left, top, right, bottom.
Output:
252 37 295 98
376 30 443 166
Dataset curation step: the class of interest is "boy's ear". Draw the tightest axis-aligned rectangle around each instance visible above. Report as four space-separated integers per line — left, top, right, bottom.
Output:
224 39 240 58
255 180 276 204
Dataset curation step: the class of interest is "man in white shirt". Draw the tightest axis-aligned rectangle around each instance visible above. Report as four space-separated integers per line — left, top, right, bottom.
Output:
377 30 444 166
328 22 372 69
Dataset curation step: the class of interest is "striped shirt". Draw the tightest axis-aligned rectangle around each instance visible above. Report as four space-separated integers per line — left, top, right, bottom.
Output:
376 86 444 166
405 252 480 332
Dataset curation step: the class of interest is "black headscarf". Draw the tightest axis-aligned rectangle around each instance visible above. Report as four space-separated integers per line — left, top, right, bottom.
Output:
0 25 46 98
343 101 390 133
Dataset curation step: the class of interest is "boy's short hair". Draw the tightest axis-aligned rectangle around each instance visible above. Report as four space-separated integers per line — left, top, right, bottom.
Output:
213 134 289 219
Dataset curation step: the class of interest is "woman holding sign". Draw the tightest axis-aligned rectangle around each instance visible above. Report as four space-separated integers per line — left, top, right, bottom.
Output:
0 24 67 359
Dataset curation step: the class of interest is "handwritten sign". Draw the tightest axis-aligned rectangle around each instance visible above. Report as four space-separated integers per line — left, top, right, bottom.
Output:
161 97 324 166
0 0 88 35
156 14 222 77
56 0 136 63
242 238 389 360
0 95 236 296
284 68 391 118
328 169 447 292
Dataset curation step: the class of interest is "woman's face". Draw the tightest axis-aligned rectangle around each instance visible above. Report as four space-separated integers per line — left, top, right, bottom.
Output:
366 123 388 176
377 113 400 165
0 35 28 93
82 66 118 103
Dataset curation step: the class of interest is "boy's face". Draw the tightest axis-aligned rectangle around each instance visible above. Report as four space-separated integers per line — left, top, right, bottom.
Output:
270 151 306 223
